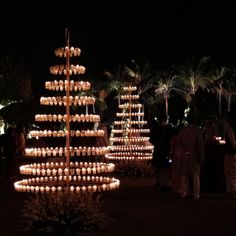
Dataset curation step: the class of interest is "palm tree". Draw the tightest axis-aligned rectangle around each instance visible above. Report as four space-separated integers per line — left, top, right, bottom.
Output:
104 65 127 105
222 81 236 112
121 60 157 121
0 54 32 127
209 66 229 114
173 56 213 96
173 56 217 119
124 60 156 95
105 60 155 104
0 54 32 104
152 70 190 123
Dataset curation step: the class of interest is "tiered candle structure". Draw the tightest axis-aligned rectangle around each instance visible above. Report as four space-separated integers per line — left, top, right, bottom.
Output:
105 86 154 161
14 32 119 193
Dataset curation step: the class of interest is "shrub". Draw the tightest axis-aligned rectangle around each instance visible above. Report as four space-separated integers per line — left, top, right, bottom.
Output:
21 191 109 235
115 160 154 177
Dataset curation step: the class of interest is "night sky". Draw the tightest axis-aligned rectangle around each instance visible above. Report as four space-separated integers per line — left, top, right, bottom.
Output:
1 1 236 90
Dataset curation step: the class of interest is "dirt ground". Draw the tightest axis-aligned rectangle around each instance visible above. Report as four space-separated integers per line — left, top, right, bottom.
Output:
0 176 236 236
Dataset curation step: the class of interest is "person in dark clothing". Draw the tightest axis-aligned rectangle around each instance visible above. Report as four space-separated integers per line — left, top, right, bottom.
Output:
150 118 172 191
178 113 205 200
16 125 26 159
224 111 236 198
2 127 18 178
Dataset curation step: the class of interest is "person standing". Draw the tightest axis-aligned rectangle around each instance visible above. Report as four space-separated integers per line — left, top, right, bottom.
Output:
224 111 236 198
150 117 172 192
16 125 26 159
95 117 109 162
2 127 17 178
178 113 205 200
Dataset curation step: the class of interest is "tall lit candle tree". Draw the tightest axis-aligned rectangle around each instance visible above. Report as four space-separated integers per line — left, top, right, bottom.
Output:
14 29 119 193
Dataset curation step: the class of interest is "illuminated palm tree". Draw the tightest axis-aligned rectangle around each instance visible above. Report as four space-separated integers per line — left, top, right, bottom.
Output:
174 56 212 96
173 56 216 119
124 60 155 95
222 81 236 112
209 67 228 114
152 70 190 123
105 60 155 104
104 65 127 105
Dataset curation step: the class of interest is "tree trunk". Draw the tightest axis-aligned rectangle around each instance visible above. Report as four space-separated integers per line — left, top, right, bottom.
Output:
165 96 169 123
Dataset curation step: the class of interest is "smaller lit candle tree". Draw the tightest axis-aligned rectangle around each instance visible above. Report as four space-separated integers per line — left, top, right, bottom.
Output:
106 86 154 175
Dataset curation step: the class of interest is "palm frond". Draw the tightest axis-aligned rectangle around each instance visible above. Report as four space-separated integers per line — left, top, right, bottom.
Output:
124 65 137 78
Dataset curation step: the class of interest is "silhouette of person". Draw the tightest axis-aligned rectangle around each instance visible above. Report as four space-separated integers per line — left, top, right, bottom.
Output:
178 113 205 200
2 126 17 178
16 124 26 159
150 117 172 191
224 111 236 198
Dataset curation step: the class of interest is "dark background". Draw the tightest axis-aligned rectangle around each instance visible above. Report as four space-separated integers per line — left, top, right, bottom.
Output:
1 1 236 90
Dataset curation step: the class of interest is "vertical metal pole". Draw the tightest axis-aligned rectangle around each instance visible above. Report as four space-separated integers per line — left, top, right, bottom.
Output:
165 95 169 123
219 83 222 115
128 87 132 136
65 28 71 188
128 86 132 158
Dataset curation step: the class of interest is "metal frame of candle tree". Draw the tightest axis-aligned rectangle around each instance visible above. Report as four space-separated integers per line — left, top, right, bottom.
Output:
14 29 119 193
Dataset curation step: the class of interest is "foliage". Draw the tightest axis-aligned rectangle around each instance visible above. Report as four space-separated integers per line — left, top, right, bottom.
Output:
104 60 155 97
222 81 236 111
153 70 190 100
0 54 33 126
122 60 156 95
204 66 236 114
151 70 190 122
173 56 213 95
0 99 36 127
0 54 32 104
115 160 154 177
21 192 110 235
104 65 128 95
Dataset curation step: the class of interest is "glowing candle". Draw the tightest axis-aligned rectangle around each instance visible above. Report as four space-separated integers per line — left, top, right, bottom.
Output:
93 185 97 192
102 184 106 191
57 186 62 192
41 169 46 176
92 167 96 174
52 169 57 176
58 149 63 156
40 186 45 193
45 186 50 193
36 168 41 175
58 168 63 175
87 167 91 174
64 168 69 176
35 186 39 193
46 169 51 176
81 168 86 175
